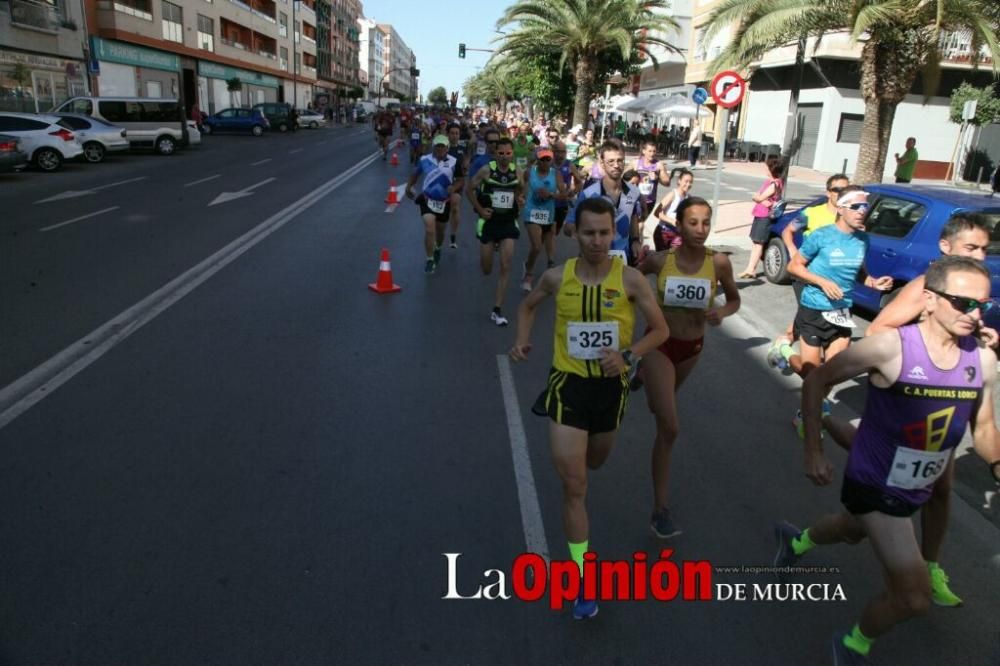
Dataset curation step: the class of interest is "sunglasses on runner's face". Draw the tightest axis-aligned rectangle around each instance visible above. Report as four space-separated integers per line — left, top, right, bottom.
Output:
928 288 995 314
828 186 844 194
841 202 869 213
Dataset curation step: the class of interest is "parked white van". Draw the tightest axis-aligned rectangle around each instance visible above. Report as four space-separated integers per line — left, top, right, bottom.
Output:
52 97 200 155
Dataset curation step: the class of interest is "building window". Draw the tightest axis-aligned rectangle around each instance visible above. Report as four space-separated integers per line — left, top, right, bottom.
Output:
113 0 152 20
836 113 864 144
294 20 300 43
161 0 182 42
280 46 288 70
197 14 213 51
279 11 287 37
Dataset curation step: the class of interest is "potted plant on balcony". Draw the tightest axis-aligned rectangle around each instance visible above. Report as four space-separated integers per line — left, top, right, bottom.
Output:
226 77 243 107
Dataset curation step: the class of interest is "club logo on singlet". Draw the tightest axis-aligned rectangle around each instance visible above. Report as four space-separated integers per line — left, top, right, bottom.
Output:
907 366 928 381
965 366 977 382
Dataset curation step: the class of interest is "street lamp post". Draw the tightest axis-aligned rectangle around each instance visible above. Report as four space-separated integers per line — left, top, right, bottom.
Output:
600 72 626 143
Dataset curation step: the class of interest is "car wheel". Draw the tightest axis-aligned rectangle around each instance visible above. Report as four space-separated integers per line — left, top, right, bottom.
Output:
309 121 318 129
156 135 176 155
34 147 62 172
201 123 213 135
83 141 105 163
278 123 288 133
251 125 264 137
764 237 791 284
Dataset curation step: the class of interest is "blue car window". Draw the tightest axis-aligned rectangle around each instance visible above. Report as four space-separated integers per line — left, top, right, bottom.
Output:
980 211 1000 255
865 196 926 239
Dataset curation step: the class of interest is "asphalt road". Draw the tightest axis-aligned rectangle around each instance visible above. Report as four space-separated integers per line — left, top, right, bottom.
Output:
0 130 997 665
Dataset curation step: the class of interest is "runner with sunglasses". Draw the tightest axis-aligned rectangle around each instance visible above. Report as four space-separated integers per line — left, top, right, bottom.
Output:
774 255 1000 665
767 174 851 369
817 212 996 611
784 186 894 436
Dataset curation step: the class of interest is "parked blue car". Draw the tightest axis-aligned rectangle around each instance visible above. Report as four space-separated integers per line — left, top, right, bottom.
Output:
761 185 1000 326
201 108 270 136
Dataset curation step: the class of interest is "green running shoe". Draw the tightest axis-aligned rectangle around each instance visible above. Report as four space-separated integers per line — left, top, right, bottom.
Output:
928 563 963 607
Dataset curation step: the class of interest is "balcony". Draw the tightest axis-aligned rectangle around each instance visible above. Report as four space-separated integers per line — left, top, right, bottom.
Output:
226 0 276 22
220 17 278 63
10 0 62 31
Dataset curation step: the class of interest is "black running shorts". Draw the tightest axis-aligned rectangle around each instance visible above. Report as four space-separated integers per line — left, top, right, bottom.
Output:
531 368 629 434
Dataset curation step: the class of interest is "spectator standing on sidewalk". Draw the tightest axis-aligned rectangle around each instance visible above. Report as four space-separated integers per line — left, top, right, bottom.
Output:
894 137 918 183
739 158 784 279
688 120 702 168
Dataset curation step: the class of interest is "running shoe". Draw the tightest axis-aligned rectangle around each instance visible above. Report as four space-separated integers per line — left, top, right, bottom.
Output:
773 521 803 574
520 275 533 292
433 247 442 266
928 563 963 607
491 311 509 327
831 633 870 665
766 337 790 369
651 507 682 539
572 585 599 620
792 400 833 439
424 259 435 274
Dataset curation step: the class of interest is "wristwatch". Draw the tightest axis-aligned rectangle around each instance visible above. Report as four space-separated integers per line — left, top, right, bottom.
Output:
621 350 637 368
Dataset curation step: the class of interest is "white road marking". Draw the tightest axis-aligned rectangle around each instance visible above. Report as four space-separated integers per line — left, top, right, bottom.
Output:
39 206 119 232
497 355 550 560
35 177 147 204
251 158 272 166
289 148 304 154
184 174 221 187
0 151 383 430
208 177 277 206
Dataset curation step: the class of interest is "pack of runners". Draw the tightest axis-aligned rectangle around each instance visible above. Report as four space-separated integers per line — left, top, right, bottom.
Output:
380 110 1000 659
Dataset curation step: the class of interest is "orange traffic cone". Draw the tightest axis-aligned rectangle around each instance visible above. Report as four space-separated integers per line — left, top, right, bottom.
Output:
368 248 402 294
390 152 399 166
385 179 399 204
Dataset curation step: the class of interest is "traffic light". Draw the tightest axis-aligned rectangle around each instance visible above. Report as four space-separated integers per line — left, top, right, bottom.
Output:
458 43 466 59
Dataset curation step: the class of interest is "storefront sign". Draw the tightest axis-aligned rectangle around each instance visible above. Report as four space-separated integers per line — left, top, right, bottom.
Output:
0 49 67 71
91 37 179 72
198 61 278 88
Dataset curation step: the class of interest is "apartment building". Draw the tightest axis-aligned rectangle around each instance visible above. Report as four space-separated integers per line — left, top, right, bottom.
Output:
376 22 412 100
313 0 359 114
632 0 693 103
356 15 381 100
685 0 996 180
81 0 324 114
0 0 90 112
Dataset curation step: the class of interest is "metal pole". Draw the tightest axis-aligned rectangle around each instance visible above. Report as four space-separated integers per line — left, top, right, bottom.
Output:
600 82 610 143
707 107 729 248
842 158 848 175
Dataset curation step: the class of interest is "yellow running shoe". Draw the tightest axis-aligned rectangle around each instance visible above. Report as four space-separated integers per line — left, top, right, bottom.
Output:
928 563 963 607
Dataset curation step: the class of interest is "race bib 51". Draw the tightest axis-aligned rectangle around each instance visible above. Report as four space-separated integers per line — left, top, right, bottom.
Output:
491 191 514 209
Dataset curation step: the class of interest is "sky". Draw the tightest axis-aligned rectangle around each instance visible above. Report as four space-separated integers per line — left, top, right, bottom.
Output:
361 1 508 102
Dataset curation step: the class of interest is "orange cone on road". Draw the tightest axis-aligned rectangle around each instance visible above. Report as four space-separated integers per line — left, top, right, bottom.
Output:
368 248 402 294
385 179 400 204
390 152 399 166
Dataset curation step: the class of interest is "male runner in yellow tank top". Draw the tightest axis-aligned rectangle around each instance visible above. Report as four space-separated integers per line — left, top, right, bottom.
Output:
509 196 668 619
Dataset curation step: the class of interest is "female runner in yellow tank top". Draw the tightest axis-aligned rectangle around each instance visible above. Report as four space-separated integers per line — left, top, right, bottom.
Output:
637 196 741 538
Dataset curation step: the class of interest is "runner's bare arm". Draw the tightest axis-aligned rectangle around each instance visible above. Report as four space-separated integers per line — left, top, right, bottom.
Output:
751 183 776 204
706 253 741 325
866 277 926 336
466 165 491 217
971 348 1000 476
510 268 562 362
801 331 902 485
622 266 670 358
655 191 676 223
637 250 666 277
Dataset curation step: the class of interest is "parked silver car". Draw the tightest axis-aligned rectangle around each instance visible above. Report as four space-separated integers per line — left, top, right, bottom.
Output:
54 113 130 163
0 134 29 173
297 109 327 129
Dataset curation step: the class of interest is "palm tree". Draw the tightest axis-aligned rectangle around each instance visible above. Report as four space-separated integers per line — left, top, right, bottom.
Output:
702 0 999 183
497 0 681 127
464 58 519 111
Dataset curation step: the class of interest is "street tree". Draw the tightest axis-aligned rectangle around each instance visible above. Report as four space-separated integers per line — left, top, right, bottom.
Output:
702 0 999 183
497 0 681 128
427 86 449 106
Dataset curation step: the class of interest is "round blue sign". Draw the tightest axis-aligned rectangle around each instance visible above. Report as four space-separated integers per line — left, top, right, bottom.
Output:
692 87 709 105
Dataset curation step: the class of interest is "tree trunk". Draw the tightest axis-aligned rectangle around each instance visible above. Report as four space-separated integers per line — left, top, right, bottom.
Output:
572 56 596 129
779 35 807 187
854 96 897 184
854 36 924 184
